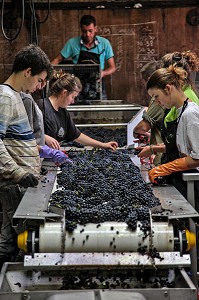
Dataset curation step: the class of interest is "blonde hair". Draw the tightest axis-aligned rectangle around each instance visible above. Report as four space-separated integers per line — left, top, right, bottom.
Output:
49 70 82 96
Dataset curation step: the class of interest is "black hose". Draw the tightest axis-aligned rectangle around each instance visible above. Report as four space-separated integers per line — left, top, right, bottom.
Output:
29 0 38 45
29 0 50 24
1 0 25 41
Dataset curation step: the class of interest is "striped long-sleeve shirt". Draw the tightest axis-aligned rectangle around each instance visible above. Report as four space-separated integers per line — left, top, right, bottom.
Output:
0 85 41 182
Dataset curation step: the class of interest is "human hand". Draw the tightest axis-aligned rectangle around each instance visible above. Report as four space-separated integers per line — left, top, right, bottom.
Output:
137 145 151 158
40 145 73 165
45 135 60 150
148 157 189 184
19 173 39 188
53 151 73 165
103 141 118 151
100 70 105 78
137 146 155 165
61 150 73 164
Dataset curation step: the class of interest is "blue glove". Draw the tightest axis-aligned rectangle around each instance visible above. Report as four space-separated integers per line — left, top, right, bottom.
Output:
40 145 73 165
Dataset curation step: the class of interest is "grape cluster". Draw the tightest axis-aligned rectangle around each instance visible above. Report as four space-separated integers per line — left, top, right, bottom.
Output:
62 127 127 148
50 149 160 233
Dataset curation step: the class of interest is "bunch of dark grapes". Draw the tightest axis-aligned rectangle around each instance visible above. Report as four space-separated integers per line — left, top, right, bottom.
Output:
61 127 127 148
50 149 160 233
125 210 138 230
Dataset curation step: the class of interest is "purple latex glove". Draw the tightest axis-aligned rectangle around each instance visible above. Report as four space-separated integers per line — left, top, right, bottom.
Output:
40 145 73 165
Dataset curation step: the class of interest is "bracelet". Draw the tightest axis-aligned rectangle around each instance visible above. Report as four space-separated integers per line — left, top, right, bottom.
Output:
150 144 154 155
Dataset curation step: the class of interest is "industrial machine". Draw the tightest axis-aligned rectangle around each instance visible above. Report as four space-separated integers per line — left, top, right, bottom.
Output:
0 156 198 299
52 64 102 103
0 110 198 300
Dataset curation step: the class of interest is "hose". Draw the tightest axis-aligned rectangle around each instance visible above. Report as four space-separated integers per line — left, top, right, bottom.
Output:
1 0 25 41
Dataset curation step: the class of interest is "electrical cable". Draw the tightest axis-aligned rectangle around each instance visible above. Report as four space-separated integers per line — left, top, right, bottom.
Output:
29 0 51 24
28 0 50 45
29 0 38 45
1 0 50 42
1 0 25 41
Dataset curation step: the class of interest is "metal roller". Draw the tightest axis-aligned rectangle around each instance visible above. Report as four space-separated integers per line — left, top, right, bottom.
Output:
18 220 195 255
38 221 174 253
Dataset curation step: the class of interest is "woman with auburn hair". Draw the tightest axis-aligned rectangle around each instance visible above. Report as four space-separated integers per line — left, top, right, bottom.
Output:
146 65 199 208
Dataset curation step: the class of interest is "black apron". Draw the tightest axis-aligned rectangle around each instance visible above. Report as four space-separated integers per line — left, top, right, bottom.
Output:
162 99 199 210
163 100 188 162
77 43 107 100
77 47 101 65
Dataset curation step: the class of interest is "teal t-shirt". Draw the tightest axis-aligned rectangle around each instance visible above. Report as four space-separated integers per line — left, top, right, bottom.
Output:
61 36 114 70
164 86 199 127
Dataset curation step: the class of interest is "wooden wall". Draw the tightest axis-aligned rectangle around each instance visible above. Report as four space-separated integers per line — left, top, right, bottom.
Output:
0 6 199 105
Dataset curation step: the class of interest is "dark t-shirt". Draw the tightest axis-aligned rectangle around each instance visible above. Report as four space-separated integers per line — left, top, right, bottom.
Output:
43 97 81 142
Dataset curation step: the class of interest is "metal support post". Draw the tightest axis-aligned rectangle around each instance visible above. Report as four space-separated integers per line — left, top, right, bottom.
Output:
183 173 199 290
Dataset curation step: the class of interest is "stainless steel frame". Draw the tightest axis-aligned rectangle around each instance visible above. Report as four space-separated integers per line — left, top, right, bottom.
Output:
5 152 199 299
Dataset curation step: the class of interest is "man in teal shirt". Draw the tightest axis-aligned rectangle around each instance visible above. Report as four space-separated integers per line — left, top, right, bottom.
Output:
51 15 116 100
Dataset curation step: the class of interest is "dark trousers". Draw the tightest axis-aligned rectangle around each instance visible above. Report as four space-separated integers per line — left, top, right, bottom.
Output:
0 181 26 259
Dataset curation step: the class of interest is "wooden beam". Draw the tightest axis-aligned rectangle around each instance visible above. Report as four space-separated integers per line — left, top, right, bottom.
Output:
2 1 199 10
